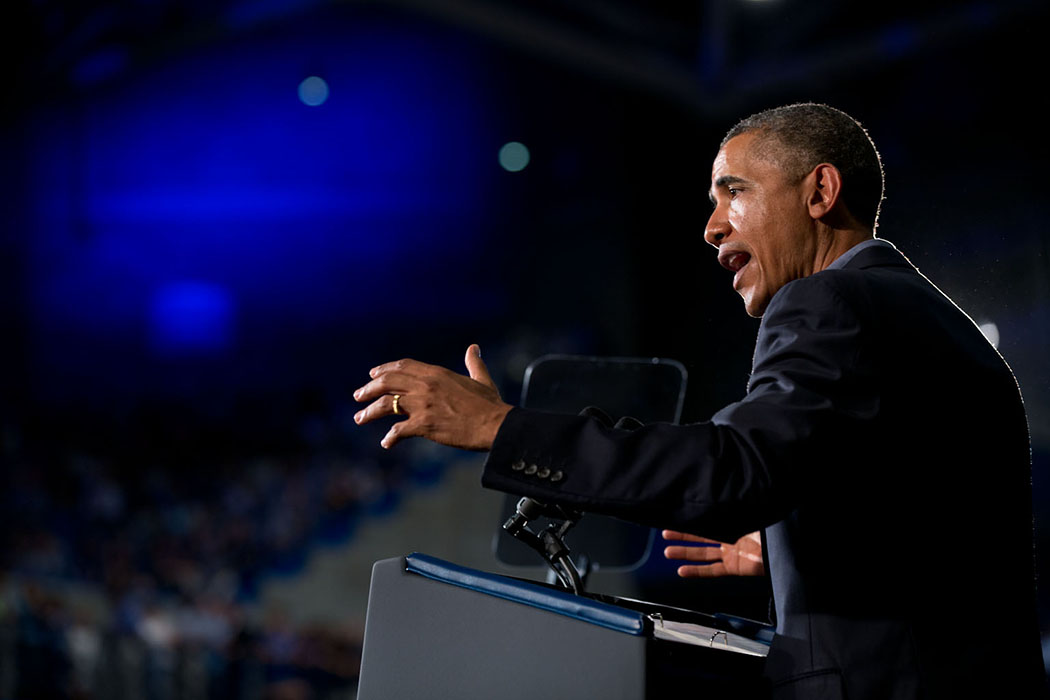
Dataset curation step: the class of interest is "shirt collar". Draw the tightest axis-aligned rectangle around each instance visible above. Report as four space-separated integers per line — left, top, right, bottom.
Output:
826 238 895 271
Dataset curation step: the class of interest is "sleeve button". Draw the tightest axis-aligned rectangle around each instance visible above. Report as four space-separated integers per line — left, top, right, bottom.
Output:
511 460 526 471
550 470 564 483
536 467 550 479
524 464 538 475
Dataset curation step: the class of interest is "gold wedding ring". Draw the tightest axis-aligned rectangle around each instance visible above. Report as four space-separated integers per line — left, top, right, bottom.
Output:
392 394 402 415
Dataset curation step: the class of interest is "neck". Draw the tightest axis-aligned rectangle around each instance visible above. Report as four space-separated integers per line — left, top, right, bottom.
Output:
814 226 873 273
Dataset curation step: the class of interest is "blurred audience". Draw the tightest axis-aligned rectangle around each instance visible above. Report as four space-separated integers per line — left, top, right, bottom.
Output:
0 384 402 699
0 329 601 697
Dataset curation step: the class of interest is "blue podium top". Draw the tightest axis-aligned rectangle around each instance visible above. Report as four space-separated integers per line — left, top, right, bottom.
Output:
405 552 647 636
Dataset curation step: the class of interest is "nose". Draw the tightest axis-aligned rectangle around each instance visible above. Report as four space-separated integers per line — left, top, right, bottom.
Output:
704 207 730 248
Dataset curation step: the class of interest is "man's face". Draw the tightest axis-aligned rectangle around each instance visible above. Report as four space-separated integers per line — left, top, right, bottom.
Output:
705 132 818 317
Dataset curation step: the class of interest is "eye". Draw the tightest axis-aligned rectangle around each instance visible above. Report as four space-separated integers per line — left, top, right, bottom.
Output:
728 187 741 198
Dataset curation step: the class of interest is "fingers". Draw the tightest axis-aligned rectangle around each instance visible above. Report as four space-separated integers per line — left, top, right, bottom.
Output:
354 368 425 405
354 394 403 427
381 416 418 450
676 563 727 578
663 544 722 562
368 357 427 380
357 350 495 404
662 529 765 578
356 358 433 402
661 529 721 545
663 529 725 577
354 379 398 405
739 549 763 565
356 349 506 451
464 344 497 391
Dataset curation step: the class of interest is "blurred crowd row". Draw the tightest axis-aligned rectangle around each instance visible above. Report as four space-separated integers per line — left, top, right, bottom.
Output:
0 386 443 699
0 329 597 697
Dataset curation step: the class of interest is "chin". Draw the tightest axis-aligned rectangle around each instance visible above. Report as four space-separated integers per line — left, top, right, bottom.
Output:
739 291 767 318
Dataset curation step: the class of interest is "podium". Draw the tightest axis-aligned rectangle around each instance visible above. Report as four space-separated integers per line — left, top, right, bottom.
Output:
357 553 771 699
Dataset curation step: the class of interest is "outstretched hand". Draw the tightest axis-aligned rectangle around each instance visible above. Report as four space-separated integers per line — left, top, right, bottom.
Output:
353 344 512 451
661 530 765 578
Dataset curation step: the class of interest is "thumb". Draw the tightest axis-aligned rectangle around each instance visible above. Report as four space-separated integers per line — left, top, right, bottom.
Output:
464 344 497 390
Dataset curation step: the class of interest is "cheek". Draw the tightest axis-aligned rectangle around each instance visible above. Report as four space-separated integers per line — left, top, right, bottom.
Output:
730 198 774 236
729 203 770 264
727 205 751 238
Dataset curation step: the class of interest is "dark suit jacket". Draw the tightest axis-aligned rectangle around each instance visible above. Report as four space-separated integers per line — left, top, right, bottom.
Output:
482 243 1047 698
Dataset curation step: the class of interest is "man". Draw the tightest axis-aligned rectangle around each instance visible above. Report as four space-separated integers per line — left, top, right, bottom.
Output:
354 103 1047 698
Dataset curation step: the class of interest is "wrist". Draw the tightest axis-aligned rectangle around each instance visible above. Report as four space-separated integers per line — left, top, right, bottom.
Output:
483 403 513 450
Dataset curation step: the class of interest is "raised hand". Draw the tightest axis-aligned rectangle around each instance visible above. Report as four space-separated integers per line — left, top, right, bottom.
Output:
661 530 764 578
353 344 512 451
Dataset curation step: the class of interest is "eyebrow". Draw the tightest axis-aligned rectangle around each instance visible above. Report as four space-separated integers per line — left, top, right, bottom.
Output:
709 175 749 204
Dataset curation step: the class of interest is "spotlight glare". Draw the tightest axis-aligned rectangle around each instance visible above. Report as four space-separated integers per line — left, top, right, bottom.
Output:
499 141 530 172
978 322 1000 349
298 76 329 107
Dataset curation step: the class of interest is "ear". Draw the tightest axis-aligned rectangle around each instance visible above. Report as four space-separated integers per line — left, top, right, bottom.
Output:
805 163 844 220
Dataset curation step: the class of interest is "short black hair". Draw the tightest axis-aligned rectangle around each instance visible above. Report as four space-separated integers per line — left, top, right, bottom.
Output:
722 103 885 230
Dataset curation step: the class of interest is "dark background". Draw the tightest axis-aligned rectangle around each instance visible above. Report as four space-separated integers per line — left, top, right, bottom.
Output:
1 0 1048 697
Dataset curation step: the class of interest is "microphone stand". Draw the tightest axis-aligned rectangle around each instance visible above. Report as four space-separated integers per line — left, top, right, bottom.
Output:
502 497 587 594
499 408 635 594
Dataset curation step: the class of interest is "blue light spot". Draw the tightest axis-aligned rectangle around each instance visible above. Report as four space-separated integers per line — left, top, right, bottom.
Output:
499 141 530 172
150 282 235 356
25 16 497 401
298 76 329 106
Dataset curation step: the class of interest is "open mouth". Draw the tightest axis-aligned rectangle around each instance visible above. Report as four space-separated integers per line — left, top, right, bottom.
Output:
718 250 751 274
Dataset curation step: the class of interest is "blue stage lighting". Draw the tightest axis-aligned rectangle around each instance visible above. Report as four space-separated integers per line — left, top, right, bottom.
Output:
298 76 329 106
150 281 235 356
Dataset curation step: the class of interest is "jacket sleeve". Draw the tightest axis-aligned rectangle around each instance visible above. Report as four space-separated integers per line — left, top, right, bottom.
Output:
481 274 880 542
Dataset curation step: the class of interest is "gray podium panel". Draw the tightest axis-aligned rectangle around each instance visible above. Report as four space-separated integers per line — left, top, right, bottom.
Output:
357 556 768 700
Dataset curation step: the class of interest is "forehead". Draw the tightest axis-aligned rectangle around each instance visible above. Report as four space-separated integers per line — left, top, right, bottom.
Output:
712 132 762 177
710 131 794 187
